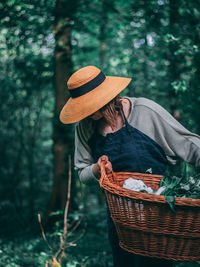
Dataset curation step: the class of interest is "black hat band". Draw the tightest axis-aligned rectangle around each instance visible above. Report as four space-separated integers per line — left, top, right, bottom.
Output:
69 71 106 98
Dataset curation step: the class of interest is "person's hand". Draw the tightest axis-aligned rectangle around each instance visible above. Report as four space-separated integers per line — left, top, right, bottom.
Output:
92 155 112 179
97 155 113 174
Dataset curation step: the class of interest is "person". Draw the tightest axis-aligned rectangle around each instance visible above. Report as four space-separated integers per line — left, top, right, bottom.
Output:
59 65 200 267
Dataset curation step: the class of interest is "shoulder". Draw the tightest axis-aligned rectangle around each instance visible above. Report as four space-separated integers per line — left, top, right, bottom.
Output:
75 118 94 142
126 97 175 127
75 119 88 135
126 96 169 116
134 97 165 112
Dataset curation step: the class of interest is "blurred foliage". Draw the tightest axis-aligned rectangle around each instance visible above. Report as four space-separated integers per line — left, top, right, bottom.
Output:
0 0 200 266
0 206 112 267
0 0 55 236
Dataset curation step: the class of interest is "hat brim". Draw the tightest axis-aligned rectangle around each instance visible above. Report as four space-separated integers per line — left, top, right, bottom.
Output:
59 76 132 124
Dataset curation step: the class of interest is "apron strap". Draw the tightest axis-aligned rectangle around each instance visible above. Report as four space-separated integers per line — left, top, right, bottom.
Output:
120 108 130 132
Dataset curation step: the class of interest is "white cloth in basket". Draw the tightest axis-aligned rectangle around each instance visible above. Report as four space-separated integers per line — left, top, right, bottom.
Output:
123 178 153 193
122 177 165 195
122 178 165 221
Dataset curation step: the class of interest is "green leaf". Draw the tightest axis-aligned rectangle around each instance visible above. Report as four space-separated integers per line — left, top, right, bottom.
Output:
165 195 176 213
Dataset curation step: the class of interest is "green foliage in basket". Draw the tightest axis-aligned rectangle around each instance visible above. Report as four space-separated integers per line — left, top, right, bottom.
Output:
159 169 200 212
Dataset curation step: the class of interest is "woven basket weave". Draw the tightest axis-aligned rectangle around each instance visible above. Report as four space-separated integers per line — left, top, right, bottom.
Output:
99 163 200 261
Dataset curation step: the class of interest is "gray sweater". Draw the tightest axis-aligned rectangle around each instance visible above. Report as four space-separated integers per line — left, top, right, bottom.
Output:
74 97 200 184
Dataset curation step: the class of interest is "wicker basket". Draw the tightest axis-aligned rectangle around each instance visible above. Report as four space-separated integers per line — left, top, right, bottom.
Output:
99 163 200 261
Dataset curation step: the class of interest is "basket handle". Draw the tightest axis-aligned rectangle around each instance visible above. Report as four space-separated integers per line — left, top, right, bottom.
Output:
99 160 116 186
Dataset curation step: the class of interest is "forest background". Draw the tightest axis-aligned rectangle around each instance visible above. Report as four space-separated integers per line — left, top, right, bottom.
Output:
0 0 200 266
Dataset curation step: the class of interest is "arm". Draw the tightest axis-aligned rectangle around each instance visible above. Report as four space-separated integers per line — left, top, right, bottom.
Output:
74 121 98 184
133 98 200 167
74 121 113 183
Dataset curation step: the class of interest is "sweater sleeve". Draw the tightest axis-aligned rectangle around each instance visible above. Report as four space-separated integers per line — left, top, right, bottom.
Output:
74 121 99 184
132 98 200 168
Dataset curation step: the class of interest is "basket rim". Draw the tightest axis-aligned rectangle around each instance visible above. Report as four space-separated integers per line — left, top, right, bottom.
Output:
99 167 200 207
104 182 200 206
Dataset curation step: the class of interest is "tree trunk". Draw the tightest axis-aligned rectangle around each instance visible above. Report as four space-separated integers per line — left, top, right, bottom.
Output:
45 0 75 222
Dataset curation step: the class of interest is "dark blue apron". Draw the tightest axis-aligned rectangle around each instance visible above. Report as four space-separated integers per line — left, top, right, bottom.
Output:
89 109 173 267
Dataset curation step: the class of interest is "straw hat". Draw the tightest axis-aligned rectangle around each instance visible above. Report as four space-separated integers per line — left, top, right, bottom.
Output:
59 66 132 124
